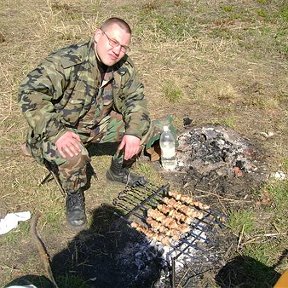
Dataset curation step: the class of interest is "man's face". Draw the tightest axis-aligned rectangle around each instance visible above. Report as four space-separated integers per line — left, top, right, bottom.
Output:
94 23 131 66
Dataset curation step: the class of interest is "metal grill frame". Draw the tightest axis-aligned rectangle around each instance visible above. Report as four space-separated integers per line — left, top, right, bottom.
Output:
112 183 224 287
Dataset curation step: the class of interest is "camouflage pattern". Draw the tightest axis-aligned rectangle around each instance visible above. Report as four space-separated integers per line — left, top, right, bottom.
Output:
143 114 176 148
18 39 152 191
58 148 89 192
18 38 175 192
19 39 150 161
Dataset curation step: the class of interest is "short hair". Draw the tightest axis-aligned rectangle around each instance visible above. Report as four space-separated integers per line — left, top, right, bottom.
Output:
100 17 132 34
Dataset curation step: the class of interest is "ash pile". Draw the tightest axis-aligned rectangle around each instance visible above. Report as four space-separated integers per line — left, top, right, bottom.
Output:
175 125 268 199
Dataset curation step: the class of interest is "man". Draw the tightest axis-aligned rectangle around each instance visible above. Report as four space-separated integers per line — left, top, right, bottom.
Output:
19 17 167 228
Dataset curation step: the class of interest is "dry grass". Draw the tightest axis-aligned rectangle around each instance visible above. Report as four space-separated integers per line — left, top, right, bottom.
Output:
0 0 287 286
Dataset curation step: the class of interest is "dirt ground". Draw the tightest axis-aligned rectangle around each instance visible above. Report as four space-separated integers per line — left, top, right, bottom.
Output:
0 0 287 287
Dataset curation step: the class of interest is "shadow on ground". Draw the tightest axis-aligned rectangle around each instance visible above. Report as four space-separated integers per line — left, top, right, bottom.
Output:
215 255 281 288
5 204 163 288
51 204 163 288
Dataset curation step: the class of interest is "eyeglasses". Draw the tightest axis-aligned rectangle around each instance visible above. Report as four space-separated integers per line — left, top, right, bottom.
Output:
101 29 130 53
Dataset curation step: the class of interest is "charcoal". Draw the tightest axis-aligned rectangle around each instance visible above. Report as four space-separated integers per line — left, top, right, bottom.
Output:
175 125 268 199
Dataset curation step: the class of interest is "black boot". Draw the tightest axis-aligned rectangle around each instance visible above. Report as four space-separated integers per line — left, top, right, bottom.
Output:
66 189 87 227
106 156 147 187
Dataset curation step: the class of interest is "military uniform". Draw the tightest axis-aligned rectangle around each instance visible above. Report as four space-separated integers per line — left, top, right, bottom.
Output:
18 39 155 192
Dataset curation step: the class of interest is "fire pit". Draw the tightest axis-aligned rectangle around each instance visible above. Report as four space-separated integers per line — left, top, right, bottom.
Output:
171 125 268 201
112 183 225 287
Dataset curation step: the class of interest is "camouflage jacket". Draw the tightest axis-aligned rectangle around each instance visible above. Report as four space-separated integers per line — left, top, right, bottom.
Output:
18 39 150 147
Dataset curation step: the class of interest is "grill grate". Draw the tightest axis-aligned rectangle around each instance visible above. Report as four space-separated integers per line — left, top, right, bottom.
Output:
112 183 225 287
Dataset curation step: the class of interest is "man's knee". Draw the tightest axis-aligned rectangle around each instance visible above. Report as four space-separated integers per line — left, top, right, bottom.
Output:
58 147 90 191
59 147 90 176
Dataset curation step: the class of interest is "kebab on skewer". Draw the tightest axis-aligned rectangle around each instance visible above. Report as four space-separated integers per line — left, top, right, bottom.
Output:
147 209 191 233
147 209 190 230
168 191 210 210
146 214 190 235
156 204 192 223
147 209 181 230
131 221 172 246
146 217 181 241
161 197 204 219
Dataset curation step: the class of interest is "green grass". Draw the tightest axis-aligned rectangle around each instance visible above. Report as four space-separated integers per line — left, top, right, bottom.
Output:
228 209 255 235
152 13 195 40
134 162 165 186
221 5 234 13
57 275 88 288
244 242 281 267
162 80 183 103
279 4 288 21
42 209 64 232
0 221 30 246
221 116 237 128
238 181 288 271
267 180 288 232
282 159 288 172
242 94 280 109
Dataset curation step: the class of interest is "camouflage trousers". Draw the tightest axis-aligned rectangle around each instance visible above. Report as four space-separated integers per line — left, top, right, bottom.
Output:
37 111 174 192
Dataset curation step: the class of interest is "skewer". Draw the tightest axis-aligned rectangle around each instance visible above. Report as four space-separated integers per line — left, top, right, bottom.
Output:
156 204 195 223
162 197 205 219
117 184 170 218
131 221 172 246
148 209 190 232
114 201 145 220
146 217 182 241
168 190 210 210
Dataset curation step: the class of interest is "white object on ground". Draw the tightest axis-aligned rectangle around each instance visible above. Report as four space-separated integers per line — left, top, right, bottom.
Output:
259 131 275 138
272 171 286 181
0 211 31 235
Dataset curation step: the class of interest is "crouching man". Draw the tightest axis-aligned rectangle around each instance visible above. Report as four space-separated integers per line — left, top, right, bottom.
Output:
19 17 168 228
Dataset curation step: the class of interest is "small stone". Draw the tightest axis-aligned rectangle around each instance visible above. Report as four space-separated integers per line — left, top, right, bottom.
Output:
233 166 244 177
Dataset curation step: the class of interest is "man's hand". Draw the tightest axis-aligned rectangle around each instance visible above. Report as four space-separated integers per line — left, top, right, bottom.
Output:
55 131 82 159
118 135 141 160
